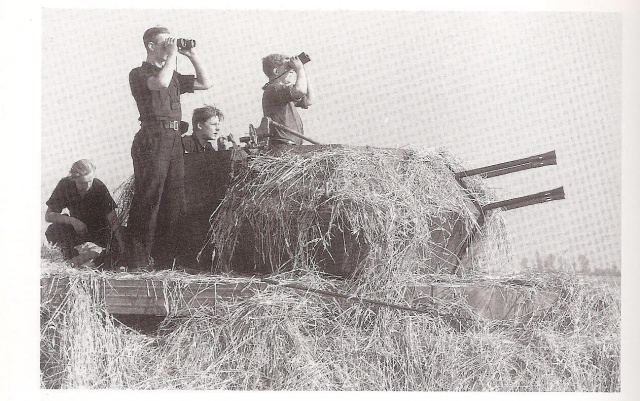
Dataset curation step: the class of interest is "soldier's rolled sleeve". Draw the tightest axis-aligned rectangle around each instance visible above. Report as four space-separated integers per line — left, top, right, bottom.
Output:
46 180 67 213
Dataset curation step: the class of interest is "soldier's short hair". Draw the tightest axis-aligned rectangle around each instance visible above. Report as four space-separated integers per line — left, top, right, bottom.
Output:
68 159 96 178
262 54 289 78
192 105 225 130
143 26 170 49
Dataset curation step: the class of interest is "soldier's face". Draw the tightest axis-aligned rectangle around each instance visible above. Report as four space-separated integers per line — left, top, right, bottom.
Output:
275 62 297 86
73 172 94 195
152 33 171 59
199 116 221 141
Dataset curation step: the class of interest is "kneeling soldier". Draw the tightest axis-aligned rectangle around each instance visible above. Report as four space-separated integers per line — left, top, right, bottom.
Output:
45 159 125 265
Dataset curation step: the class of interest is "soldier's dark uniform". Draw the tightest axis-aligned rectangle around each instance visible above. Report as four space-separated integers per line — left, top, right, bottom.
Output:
128 61 195 267
45 177 117 259
181 135 215 153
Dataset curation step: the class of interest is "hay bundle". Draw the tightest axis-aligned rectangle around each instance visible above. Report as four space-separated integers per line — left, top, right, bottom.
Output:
40 264 151 388
40 257 621 390
111 146 509 276
205 145 508 280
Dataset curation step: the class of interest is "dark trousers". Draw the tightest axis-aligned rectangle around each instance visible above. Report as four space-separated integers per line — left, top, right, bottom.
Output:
128 125 185 267
45 223 109 260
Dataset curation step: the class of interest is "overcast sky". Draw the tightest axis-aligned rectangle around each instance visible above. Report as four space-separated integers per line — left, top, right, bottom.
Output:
38 8 624 270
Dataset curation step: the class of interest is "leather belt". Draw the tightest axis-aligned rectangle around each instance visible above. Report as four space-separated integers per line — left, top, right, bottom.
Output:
142 120 180 131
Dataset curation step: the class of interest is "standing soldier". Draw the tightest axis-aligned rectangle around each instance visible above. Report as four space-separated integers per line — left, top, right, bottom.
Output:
127 26 212 269
261 53 315 145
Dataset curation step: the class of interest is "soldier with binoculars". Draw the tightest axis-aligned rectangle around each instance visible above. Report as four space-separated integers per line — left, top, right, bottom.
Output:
127 26 213 269
261 53 316 146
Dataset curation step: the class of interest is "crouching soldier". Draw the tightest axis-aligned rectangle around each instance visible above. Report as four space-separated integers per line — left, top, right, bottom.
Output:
45 159 125 266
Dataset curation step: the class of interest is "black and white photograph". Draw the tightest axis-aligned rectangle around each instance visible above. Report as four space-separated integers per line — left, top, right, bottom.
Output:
1 0 639 398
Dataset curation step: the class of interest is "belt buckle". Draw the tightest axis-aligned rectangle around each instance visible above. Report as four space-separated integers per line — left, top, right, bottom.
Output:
168 120 178 131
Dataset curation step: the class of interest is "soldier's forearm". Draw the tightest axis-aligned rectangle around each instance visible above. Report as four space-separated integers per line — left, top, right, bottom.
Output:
292 69 308 99
155 57 178 89
190 54 212 89
45 211 76 226
302 79 315 106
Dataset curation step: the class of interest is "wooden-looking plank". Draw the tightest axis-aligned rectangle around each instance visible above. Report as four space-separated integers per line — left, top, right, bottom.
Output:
41 276 559 319
41 276 269 316
408 283 559 321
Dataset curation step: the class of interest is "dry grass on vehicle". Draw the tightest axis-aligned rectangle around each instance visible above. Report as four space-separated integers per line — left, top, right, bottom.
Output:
41 250 620 390
43 146 619 390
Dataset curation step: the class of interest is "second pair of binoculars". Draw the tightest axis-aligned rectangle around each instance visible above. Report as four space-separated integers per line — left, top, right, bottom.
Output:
295 52 310 64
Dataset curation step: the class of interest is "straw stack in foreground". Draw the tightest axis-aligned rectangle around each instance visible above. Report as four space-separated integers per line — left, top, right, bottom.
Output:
40 252 620 391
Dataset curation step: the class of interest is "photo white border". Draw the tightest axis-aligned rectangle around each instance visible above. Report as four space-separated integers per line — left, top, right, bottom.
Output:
1 1 637 400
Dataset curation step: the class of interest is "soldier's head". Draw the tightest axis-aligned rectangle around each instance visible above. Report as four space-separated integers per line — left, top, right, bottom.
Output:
142 26 171 57
262 53 297 85
262 54 287 78
192 105 225 142
68 159 96 195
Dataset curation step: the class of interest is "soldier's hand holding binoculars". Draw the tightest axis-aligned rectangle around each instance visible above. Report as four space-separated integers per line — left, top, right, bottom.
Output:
177 45 197 58
170 37 197 58
288 55 305 72
160 37 198 58
163 37 179 58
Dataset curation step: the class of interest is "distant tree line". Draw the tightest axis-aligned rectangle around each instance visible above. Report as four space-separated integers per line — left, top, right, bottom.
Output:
520 251 620 276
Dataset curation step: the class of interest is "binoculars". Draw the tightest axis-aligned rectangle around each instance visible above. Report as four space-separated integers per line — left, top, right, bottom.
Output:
297 52 310 64
176 38 196 50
